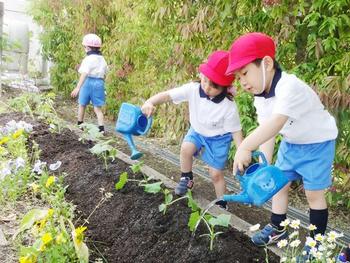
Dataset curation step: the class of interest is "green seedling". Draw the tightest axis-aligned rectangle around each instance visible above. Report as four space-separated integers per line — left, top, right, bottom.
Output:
115 170 162 194
189 212 231 251
159 190 199 215
90 140 118 170
79 123 103 143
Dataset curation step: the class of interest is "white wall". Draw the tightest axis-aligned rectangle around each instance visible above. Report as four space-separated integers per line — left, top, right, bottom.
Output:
2 0 47 76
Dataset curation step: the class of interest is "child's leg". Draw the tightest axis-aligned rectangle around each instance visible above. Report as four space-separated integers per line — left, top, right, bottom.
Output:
175 141 197 196
93 106 104 132
208 167 225 198
305 189 328 236
271 182 291 229
180 141 197 172
78 105 86 124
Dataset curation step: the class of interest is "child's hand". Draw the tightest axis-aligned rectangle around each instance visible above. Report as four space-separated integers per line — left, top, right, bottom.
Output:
233 148 252 175
141 101 155 117
71 88 80 98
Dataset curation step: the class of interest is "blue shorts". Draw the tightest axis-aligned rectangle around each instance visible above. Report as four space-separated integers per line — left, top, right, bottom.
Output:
78 77 105 107
183 128 233 171
275 139 336 191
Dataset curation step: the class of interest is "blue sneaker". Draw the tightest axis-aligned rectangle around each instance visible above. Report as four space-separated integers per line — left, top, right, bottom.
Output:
251 224 288 247
338 247 350 262
338 253 348 262
175 177 194 196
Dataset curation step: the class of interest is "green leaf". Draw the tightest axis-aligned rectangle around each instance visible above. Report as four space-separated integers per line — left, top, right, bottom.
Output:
186 192 199 212
188 211 200 232
19 209 49 232
143 182 162 193
115 172 128 190
165 192 173 204
208 214 231 227
90 143 113 155
130 161 144 173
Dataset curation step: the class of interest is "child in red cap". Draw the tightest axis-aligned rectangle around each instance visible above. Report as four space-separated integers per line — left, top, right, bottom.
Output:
226 32 338 255
142 50 243 210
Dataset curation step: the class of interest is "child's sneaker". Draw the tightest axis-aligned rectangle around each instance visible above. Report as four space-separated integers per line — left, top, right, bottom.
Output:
174 177 194 196
338 247 350 262
215 199 228 211
251 223 288 247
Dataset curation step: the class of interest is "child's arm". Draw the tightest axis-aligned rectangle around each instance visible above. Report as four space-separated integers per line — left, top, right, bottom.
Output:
141 91 172 117
258 137 276 164
232 130 243 149
71 73 88 98
233 114 288 173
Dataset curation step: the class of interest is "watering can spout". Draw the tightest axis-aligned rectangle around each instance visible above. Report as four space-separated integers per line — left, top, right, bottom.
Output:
223 193 251 204
123 133 143 160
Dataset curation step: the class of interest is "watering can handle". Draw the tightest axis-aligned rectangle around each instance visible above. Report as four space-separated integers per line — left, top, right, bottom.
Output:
252 151 268 166
137 116 153 135
235 150 268 178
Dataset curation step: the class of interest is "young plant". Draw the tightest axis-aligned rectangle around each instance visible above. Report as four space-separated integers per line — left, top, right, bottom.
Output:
78 123 103 143
89 140 118 170
188 210 231 251
115 162 163 194
158 189 199 215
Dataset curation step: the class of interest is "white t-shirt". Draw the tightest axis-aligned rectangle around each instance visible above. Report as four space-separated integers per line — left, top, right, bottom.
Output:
254 72 338 144
168 82 241 137
78 54 108 78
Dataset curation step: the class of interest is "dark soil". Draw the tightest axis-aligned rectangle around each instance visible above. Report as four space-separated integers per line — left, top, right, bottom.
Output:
0 112 279 262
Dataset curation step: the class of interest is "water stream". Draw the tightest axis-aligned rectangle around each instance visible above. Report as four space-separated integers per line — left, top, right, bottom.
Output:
191 197 222 237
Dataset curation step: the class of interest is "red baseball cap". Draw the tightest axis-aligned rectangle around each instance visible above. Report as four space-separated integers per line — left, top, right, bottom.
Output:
226 32 276 75
199 50 234 86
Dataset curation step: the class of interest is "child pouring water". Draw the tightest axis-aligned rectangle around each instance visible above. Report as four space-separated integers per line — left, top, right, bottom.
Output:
226 32 338 261
141 50 243 210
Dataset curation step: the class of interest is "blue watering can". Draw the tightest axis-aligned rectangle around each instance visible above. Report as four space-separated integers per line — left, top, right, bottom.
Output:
115 103 153 160
223 151 289 206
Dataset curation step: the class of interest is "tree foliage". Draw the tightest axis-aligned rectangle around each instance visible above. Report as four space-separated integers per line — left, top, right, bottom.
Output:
30 0 350 195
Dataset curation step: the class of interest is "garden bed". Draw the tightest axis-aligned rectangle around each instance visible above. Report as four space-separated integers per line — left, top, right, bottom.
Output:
1 111 279 262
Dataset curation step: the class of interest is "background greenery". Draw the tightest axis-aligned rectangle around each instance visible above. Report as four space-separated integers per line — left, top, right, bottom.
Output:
30 0 350 207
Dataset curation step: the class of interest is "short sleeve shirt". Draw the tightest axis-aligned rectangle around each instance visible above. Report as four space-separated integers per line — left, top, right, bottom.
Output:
79 54 108 78
254 72 338 144
168 82 241 137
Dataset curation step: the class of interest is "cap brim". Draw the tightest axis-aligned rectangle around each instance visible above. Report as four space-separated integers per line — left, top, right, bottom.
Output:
199 64 234 86
225 56 257 75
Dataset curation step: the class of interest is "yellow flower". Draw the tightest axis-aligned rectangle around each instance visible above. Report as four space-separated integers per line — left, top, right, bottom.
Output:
19 255 36 263
47 208 54 218
315 233 324 242
36 219 46 232
39 244 46 252
42 232 53 245
73 226 87 245
45 176 56 188
12 129 24 139
0 136 10 145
